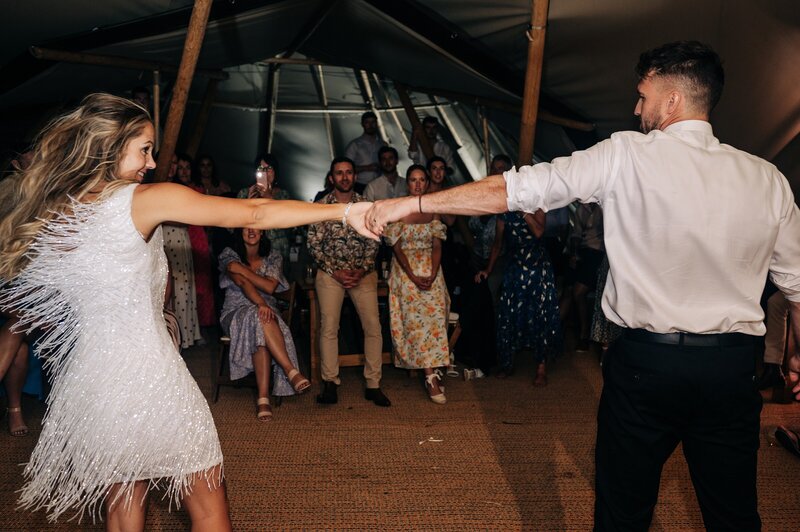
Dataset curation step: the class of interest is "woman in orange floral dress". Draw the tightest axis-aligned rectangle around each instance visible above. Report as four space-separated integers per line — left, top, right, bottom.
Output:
384 165 450 404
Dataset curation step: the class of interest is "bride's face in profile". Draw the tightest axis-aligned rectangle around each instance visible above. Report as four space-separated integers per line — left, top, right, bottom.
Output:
118 122 156 182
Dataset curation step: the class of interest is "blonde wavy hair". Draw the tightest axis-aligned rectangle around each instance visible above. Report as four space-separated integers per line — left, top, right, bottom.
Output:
0 93 152 280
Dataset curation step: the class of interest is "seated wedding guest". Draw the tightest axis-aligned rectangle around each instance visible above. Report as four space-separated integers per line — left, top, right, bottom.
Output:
196 154 231 196
238 154 291 262
219 228 310 420
384 165 450 403
477 209 560 385
1 315 29 436
175 152 216 335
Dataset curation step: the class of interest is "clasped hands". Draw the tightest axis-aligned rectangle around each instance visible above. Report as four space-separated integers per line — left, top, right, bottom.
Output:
346 197 412 240
474 270 490 284
332 269 366 289
409 273 435 291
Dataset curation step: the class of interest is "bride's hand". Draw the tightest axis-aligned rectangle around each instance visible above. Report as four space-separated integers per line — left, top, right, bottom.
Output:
347 202 381 241
365 197 414 235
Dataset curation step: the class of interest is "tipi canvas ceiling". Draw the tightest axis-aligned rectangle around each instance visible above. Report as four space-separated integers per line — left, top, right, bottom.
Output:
1 0 798 193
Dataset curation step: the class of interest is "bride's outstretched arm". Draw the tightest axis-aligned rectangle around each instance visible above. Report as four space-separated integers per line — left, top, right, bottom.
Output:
132 183 377 240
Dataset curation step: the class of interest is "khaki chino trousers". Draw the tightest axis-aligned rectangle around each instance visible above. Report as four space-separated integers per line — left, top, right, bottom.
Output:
315 270 383 388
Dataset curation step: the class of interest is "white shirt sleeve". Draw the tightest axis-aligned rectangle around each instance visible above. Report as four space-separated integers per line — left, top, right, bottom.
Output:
769 175 800 301
504 137 616 213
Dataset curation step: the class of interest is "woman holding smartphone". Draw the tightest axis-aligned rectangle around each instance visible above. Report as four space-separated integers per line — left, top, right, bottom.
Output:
237 154 291 262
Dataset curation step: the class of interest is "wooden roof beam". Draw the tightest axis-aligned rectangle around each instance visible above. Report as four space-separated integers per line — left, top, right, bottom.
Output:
29 47 228 80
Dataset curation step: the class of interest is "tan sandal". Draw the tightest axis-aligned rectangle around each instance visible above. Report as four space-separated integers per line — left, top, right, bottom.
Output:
256 397 273 422
6 407 28 436
287 369 310 394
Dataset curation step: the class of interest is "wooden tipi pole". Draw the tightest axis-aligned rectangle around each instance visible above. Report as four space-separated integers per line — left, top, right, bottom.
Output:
154 0 214 182
517 0 550 167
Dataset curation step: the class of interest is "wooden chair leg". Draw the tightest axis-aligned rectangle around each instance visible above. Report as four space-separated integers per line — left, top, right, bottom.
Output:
213 338 230 403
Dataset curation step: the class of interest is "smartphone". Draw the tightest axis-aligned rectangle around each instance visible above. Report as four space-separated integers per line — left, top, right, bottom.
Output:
255 168 270 189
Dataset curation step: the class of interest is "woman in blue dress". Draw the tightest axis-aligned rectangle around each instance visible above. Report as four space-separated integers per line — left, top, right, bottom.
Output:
476 210 560 385
218 228 310 421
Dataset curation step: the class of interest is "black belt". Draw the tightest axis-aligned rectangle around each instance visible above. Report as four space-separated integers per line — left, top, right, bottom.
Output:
623 328 758 347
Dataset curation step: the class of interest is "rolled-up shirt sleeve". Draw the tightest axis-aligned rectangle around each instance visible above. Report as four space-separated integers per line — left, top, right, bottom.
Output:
769 175 800 301
504 136 616 213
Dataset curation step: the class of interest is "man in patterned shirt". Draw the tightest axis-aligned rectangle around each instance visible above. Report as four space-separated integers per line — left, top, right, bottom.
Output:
307 157 391 406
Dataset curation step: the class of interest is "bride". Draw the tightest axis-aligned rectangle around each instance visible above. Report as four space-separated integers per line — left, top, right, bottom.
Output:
0 93 374 531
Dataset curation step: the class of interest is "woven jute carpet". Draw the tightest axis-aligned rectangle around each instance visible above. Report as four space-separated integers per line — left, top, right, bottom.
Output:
2 343 799 531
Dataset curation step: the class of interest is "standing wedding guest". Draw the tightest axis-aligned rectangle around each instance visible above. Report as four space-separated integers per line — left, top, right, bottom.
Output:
408 116 455 172
366 41 800 531
559 202 605 352
196 154 231 196
345 111 387 193
426 156 456 226
384 165 450 404
160 152 203 348
307 157 390 407
363 146 406 201
175 152 216 333
0 93 374 529
589 255 623 354
476 210 560 384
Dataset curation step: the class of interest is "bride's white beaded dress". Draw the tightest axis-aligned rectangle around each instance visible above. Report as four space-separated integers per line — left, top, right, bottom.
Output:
0 184 223 522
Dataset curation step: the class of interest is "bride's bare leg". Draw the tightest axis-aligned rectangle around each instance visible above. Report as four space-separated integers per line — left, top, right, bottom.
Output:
105 480 149 532
0 318 24 379
182 465 231 532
